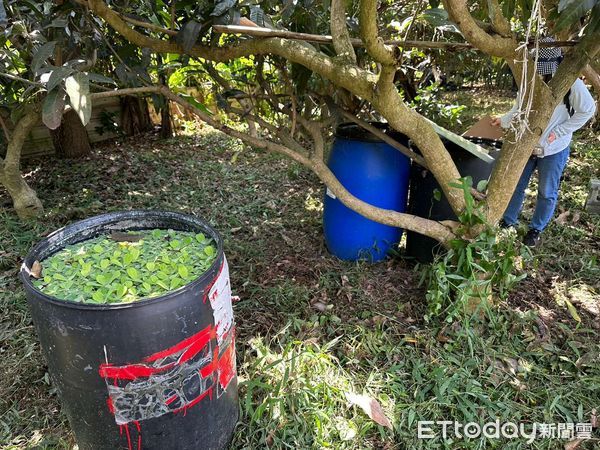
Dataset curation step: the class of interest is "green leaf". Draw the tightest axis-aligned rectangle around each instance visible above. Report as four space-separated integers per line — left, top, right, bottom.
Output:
211 0 236 17
42 88 66 130
127 267 139 279
195 233 206 243
204 245 215 257
433 189 442 201
87 72 117 85
249 6 265 26
146 262 156 271
32 41 57 74
177 20 203 53
179 93 213 115
65 72 92 126
46 67 74 92
476 179 489 193
80 262 92 277
100 259 110 269
92 291 104 303
564 299 581 323
130 246 140 261
554 0 597 32
116 285 127 297
502 0 516 18
178 265 189 278
170 277 183 290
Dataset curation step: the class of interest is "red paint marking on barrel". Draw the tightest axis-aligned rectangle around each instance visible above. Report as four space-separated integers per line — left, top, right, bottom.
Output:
99 324 213 380
134 421 141 450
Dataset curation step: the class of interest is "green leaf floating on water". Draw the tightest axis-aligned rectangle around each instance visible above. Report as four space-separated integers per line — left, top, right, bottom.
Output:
33 229 217 304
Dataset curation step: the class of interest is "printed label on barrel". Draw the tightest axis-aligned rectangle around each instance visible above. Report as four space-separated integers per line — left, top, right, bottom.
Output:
207 256 233 345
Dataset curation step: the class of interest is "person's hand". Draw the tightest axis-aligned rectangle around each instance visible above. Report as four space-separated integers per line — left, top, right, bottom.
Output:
490 117 502 127
547 131 556 143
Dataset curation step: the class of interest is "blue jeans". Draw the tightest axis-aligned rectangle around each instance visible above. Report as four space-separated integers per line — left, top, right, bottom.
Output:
503 147 570 231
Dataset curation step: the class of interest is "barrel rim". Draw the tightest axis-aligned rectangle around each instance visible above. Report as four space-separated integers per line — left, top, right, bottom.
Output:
19 210 224 311
335 122 409 144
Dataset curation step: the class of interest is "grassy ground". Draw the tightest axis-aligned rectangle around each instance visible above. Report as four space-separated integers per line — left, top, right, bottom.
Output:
1 90 599 449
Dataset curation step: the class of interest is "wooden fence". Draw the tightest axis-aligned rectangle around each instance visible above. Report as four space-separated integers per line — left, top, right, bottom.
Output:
1 96 122 159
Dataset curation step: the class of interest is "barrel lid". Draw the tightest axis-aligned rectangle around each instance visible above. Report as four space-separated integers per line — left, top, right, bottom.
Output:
335 122 408 143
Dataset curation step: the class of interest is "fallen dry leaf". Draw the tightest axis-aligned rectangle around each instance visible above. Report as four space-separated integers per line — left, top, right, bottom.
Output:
555 210 570 225
591 408 597 428
31 260 43 279
345 392 393 430
312 301 328 312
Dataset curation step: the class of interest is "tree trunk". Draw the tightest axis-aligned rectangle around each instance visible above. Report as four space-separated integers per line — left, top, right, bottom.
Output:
0 169 44 219
160 103 173 138
50 109 92 159
0 109 43 219
120 96 153 136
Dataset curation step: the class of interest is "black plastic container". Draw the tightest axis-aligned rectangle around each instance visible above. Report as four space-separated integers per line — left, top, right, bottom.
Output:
20 210 238 450
406 138 501 263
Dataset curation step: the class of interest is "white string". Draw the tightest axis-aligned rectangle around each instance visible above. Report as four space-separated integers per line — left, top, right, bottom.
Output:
508 0 543 141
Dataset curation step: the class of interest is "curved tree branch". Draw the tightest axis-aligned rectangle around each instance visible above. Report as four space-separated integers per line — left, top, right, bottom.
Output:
161 85 456 243
331 0 356 64
0 107 44 219
486 0 512 37
86 0 377 100
442 0 515 58
359 0 396 66
85 0 461 240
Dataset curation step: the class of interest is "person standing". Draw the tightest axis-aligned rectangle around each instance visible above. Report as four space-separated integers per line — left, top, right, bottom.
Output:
491 40 596 247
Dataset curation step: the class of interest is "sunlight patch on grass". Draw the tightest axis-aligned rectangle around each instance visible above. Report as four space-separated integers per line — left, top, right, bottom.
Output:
235 336 393 449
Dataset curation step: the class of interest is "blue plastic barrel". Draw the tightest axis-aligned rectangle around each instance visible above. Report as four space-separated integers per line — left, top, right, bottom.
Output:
323 123 411 261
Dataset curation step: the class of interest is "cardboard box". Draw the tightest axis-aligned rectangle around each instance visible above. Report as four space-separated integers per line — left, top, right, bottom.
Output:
463 115 504 141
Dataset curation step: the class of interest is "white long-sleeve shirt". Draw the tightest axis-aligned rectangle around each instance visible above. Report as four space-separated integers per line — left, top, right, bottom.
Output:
500 78 596 157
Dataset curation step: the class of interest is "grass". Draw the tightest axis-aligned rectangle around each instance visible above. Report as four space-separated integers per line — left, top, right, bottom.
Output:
1 90 599 449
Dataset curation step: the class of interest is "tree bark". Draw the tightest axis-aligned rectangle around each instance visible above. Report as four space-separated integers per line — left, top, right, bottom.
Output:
0 109 44 219
50 109 92 159
120 96 153 136
331 0 357 64
160 103 173 138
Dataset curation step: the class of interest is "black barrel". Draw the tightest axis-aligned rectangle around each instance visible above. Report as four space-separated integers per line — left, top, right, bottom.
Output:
19 210 238 450
406 138 501 263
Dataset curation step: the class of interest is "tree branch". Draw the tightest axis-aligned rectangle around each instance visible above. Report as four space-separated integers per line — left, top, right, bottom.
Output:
2 108 39 170
338 109 426 167
86 0 378 100
486 0 512 37
549 26 600 100
0 72 43 87
161 85 456 243
359 0 397 66
331 0 357 64
122 14 179 36
442 0 515 58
